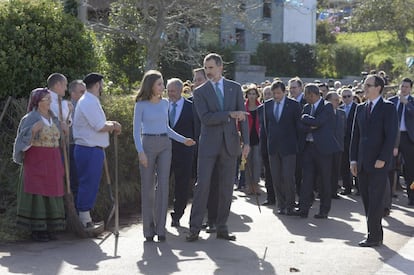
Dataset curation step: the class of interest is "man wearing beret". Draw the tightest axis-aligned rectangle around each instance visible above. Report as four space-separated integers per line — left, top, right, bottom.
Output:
73 73 122 231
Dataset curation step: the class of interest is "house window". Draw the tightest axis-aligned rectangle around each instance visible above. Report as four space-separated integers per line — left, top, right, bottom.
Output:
263 0 271 18
262 33 271 42
235 28 246 50
238 1 246 11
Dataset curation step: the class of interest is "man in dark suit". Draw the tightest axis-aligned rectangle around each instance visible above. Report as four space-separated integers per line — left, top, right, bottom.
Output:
326 91 346 199
350 75 398 247
259 85 275 206
262 80 301 215
296 84 340 219
187 53 250 242
339 88 358 195
389 77 414 206
167 78 195 227
288 77 306 196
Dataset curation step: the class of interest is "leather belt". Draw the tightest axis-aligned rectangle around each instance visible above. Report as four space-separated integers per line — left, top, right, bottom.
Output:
142 133 167 136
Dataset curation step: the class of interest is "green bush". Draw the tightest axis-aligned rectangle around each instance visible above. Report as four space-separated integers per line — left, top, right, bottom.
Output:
102 34 145 93
90 94 141 221
334 44 364 77
316 21 337 44
0 0 100 100
252 42 317 77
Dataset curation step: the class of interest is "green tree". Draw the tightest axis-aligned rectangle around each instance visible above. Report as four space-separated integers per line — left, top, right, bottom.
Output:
0 0 100 100
351 0 414 45
316 21 336 44
103 34 145 92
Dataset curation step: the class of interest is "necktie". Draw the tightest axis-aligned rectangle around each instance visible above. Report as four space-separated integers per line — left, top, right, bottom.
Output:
398 102 404 123
311 104 315 116
345 104 350 118
215 82 224 110
274 102 280 122
367 101 373 119
169 102 177 127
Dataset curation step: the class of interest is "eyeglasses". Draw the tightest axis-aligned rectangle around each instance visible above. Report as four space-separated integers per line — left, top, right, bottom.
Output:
364 83 376 88
342 95 352 98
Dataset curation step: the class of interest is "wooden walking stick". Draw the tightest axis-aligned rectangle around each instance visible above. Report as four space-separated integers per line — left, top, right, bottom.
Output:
58 96 87 238
103 133 119 256
114 133 119 256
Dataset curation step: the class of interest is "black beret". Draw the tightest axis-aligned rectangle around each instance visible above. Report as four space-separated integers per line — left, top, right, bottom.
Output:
83 73 103 86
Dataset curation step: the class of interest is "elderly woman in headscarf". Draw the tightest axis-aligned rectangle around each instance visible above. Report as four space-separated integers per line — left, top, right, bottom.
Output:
13 88 67 242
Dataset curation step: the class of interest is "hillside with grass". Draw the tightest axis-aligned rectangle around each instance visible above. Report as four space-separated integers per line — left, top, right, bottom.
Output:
336 31 414 81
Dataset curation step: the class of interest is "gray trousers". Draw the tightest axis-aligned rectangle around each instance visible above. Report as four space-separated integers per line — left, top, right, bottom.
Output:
189 142 237 234
269 153 296 210
139 136 171 238
245 144 262 185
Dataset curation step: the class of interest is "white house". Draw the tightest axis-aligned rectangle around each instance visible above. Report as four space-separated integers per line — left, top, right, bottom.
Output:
220 0 317 53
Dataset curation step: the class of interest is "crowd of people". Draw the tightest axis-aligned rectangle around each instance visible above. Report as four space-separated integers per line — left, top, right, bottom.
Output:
12 54 413 249
161 57 408 248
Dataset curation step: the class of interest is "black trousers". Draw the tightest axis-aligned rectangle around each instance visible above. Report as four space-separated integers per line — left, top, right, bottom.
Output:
171 152 194 221
300 143 333 215
399 132 414 201
358 167 387 242
262 151 275 202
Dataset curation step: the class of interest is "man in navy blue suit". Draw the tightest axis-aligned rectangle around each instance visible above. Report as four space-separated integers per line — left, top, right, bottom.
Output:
389 77 414 206
326 91 346 199
296 84 340 219
350 75 398 247
167 78 195 227
261 80 301 215
288 77 307 196
339 87 358 195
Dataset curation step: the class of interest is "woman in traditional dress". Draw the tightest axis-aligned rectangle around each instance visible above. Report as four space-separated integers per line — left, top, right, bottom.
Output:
13 88 66 242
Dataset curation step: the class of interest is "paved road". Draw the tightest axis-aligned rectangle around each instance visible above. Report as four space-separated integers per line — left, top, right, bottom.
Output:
1 184 413 275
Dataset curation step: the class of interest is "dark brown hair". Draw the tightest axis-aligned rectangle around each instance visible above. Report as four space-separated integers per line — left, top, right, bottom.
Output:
135 70 163 102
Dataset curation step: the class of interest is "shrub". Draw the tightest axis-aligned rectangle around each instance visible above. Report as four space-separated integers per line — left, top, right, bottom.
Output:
91 94 141 221
0 0 100 100
252 42 317 77
316 21 337 44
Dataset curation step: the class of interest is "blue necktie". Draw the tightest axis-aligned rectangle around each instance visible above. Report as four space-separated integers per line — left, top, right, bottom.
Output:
215 82 224 110
398 102 404 123
311 104 315 116
345 104 350 118
274 102 280 122
169 102 177 127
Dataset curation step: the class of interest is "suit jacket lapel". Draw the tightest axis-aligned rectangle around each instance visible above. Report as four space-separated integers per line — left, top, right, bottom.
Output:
223 79 231 111
314 100 324 116
280 100 288 121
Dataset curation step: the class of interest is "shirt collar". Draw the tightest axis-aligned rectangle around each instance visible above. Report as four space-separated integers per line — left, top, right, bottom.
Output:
313 97 323 109
274 95 286 105
368 95 381 107
170 97 184 107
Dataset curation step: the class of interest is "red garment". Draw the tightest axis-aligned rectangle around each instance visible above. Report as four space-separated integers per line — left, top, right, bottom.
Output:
245 99 261 137
23 146 64 197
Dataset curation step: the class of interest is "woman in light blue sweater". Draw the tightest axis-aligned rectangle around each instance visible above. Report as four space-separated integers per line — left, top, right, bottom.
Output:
133 70 195 242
